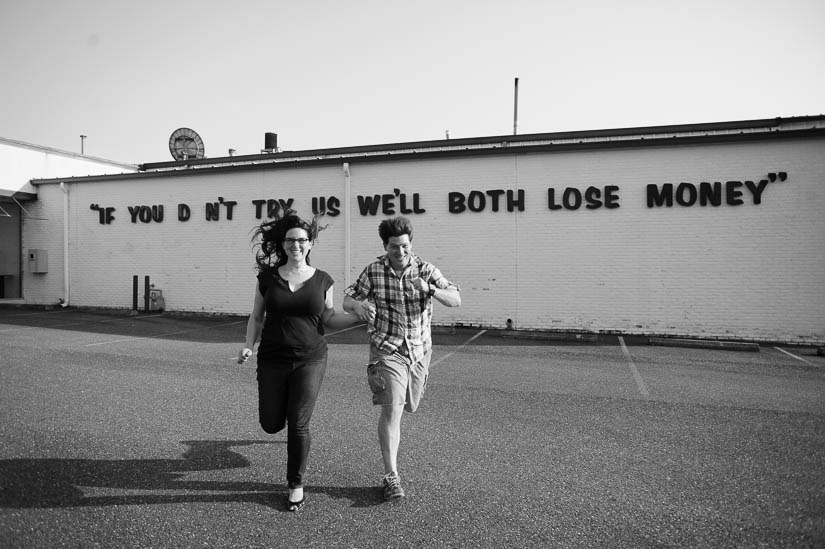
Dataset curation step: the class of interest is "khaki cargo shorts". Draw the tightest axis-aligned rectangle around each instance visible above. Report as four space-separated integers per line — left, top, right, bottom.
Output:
367 342 431 413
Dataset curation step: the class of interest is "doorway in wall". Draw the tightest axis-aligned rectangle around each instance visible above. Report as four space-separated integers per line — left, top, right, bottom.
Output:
0 201 22 299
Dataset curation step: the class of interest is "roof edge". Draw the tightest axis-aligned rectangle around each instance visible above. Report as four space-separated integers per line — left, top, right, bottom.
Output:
29 115 825 185
139 114 825 171
0 136 138 170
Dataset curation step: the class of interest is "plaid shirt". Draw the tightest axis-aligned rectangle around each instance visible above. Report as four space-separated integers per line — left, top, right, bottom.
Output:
345 254 457 363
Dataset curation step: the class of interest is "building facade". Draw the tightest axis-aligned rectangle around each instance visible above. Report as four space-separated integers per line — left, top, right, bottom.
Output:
14 117 825 344
0 137 136 300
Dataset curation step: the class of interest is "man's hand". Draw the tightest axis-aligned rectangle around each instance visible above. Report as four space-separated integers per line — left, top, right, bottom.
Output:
410 277 430 294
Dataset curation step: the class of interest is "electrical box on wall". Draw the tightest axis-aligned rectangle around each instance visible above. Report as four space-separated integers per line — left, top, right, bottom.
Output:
28 249 48 273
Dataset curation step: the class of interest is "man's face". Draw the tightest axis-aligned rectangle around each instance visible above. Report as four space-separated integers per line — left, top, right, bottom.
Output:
385 234 412 270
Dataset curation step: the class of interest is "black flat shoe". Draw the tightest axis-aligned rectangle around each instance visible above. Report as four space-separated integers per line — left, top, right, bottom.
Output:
287 497 305 512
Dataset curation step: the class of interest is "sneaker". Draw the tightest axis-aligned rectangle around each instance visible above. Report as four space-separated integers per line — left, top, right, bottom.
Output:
382 472 405 501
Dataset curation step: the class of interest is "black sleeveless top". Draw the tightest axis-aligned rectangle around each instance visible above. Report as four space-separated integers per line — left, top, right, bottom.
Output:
256 268 334 363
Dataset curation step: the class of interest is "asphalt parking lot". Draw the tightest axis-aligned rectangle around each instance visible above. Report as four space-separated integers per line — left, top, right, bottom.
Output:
1 307 823 548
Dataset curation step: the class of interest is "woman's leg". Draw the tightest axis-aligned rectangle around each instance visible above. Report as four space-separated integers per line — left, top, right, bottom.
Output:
257 366 288 434
285 350 328 489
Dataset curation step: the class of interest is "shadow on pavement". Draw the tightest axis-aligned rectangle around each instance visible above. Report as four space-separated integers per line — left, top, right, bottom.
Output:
0 440 383 511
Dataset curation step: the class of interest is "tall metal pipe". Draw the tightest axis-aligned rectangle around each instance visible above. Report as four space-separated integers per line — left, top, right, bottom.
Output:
59 182 70 307
343 163 351 288
513 78 519 135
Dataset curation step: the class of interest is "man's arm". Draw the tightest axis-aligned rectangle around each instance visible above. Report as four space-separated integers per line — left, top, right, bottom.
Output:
411 268 462 308
429 284 461 307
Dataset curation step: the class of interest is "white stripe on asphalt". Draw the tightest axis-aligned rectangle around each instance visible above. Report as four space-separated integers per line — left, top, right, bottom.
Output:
1 313 164 333
773 346 818 367
618 336 649 396
430 329 488 367
229 322 370 360
0 326 34 333
0 309 72 332
84 320 246 347
326 322 368 336
0 309 71 318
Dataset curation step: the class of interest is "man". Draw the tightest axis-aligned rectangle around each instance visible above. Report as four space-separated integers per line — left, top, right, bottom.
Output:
344 216 461 501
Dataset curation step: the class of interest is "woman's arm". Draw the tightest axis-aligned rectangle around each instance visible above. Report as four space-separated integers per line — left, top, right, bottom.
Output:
239 285 265 363
322 286 363 330
343 294 376 323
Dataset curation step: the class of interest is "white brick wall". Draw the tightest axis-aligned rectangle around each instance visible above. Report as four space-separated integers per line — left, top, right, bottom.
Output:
20 186 66 304
22 136 825 344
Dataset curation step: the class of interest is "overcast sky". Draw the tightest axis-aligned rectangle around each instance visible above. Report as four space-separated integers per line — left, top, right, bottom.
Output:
2 0 823 165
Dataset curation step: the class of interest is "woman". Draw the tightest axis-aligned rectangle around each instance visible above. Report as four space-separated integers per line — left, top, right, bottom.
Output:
239 208 357 511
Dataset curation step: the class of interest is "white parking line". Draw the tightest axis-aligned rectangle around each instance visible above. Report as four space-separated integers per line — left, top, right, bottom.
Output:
773 346 818 367
0 309 71 318
47 315 164 330
430 329 488 367
228 322 370 361
327 323 368 336
1 313 165 333
84 320 246 347
0 309 70 331
618 336 649 396
0 326 34 333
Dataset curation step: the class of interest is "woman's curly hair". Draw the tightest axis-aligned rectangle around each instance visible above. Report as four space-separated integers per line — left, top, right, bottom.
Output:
251 205 326 273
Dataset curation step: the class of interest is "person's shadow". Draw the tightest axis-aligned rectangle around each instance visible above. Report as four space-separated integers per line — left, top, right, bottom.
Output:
0 440 381 511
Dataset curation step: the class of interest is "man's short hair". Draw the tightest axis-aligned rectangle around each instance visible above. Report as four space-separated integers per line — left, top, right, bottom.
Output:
378 216 413 245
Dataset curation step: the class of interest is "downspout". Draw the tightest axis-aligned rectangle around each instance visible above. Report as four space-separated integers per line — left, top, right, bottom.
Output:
59 182 69 307
342 163 351 288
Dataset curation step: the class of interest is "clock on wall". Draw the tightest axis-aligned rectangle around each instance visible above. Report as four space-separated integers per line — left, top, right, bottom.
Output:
168 128 205 160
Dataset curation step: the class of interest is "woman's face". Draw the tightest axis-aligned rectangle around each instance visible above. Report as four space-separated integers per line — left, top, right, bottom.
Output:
283 227 312 263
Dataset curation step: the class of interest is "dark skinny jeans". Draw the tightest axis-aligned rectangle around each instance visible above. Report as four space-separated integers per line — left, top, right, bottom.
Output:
256 348 327 489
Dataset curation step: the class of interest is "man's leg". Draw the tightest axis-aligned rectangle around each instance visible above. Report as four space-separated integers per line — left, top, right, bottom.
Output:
367 347 409 500
378 403 405 500
378 403 404 475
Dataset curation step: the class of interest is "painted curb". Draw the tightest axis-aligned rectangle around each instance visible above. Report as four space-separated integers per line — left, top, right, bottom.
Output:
648 337 760 352
497 331 599 342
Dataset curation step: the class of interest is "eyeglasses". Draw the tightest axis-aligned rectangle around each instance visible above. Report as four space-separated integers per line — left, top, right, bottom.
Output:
284 238 310 245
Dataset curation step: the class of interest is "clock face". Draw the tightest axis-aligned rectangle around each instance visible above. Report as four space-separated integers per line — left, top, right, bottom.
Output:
169 128 204 160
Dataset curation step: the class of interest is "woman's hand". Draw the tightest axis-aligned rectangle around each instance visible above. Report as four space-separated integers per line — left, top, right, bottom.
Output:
356 301 376 323
238 348 253 364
